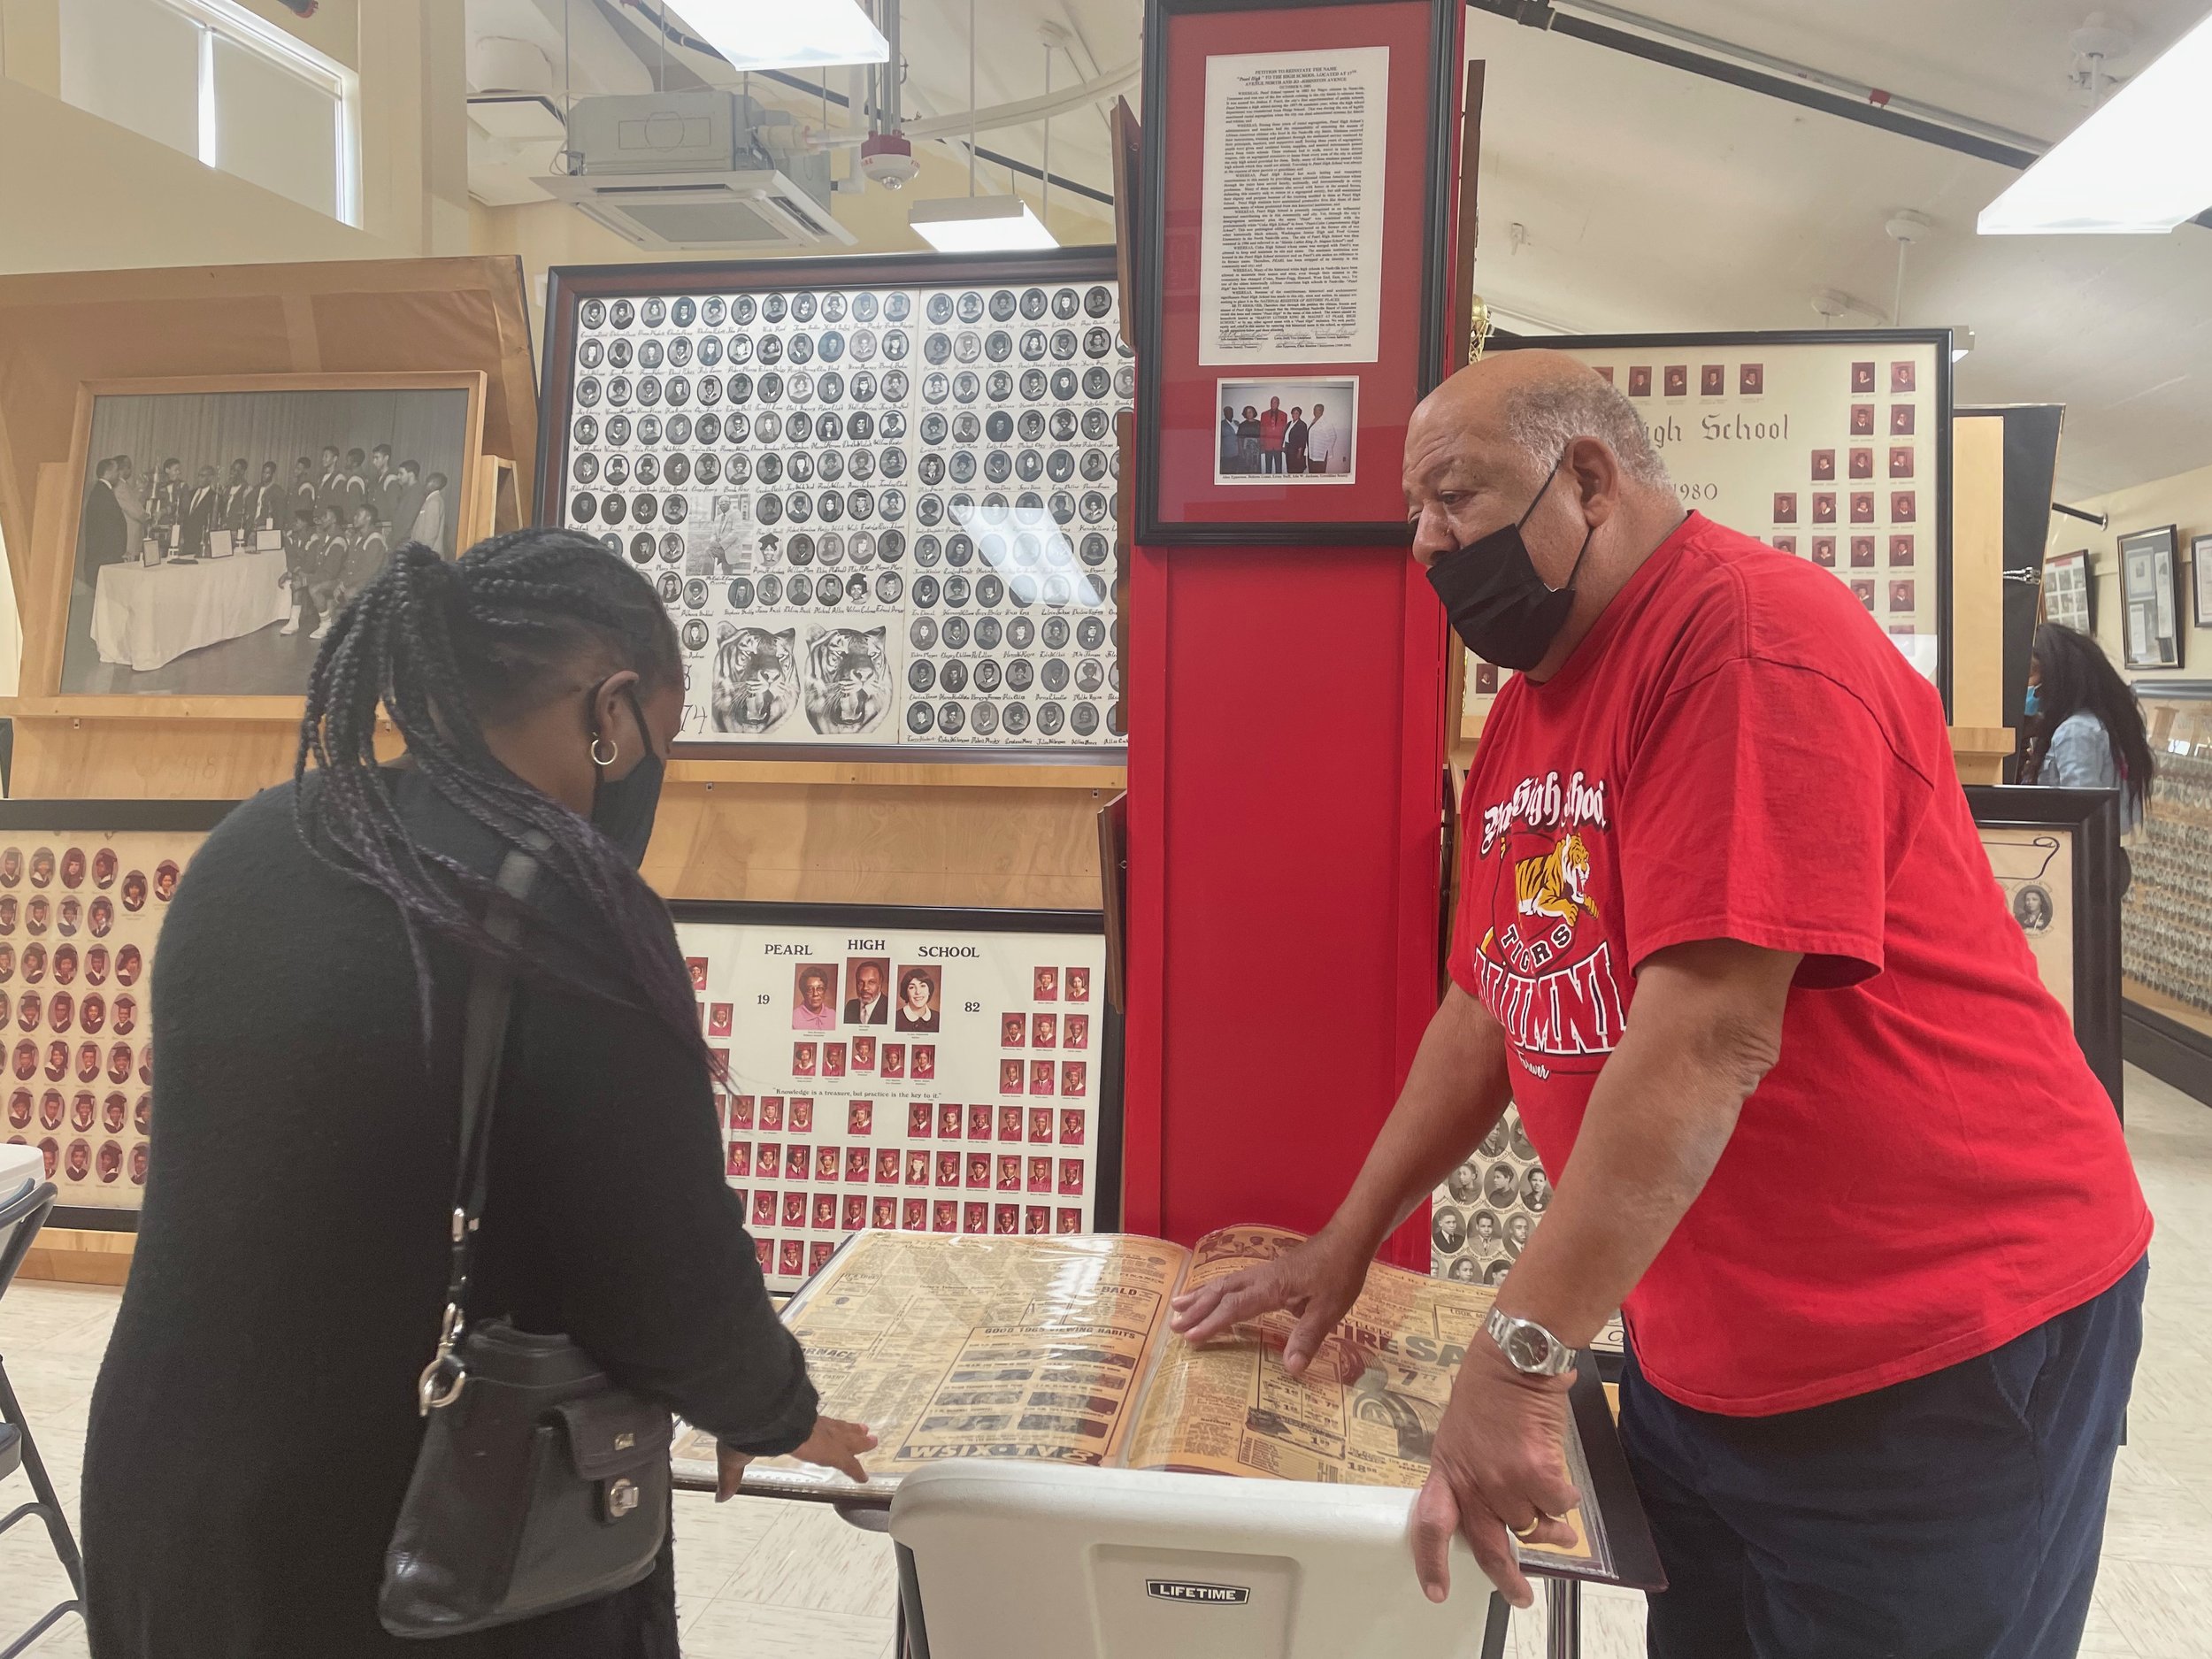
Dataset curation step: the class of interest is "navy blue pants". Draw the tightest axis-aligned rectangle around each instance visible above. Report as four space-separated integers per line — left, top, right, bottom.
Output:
1621 1256 2147 1659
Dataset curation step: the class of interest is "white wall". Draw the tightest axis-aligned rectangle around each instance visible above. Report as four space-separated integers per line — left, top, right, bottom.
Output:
2055 459 2212 682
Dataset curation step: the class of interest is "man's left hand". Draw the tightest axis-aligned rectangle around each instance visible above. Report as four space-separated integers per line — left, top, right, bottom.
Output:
1409 1341 1582 1608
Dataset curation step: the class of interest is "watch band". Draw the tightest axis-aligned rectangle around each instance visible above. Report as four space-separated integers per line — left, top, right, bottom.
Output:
1486 1307 1575 1378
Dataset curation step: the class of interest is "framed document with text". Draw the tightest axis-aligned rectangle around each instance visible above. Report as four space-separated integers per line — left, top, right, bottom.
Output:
1496 328 1955 710
2046 548 2095 634
2119 524 2183 671
672 902 1121 1294
1135 0 1459 543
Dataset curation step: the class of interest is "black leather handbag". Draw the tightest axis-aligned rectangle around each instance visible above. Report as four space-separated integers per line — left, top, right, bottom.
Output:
380 850 673 1638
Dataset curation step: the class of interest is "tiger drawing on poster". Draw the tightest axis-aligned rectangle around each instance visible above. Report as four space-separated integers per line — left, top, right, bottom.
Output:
712 625 797 734
803 626 890 735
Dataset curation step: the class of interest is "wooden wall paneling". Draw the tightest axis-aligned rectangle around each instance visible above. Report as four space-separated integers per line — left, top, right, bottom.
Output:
1949 413 2012 782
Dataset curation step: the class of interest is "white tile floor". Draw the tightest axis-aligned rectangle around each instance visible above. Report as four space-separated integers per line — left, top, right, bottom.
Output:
4 1064 2210 1656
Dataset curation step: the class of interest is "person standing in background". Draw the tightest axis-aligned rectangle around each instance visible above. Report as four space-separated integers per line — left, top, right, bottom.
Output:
180 465 222 557
79 457 126 575
1286 407 1311 475
221 458 254 538
151 458 187 549
342 449 371 521
251 460 287 539
315 447 349 522
411 472 449 556
2021 620 2154 888
1259 396 1290 475
391 461 426 547
1306 402 1344 476
111 457 148 558
366 444 401 525
1237 408 1262 475
1220 405 1240 476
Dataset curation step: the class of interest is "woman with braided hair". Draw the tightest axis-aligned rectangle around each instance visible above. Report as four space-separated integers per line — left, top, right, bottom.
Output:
81 530 872 1657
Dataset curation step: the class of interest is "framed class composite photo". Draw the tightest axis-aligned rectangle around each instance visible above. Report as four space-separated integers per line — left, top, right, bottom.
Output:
536 249 1133 760
1496 328 1955 710
52 373 488 702
670 901 1121 1294
1135 0 1460 542
0 800 237 1228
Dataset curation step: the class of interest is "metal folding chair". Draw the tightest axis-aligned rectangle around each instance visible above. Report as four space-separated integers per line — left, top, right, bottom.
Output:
0 1167 86 1659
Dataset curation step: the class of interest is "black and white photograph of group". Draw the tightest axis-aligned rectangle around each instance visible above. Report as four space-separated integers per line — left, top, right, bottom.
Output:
65 384 470 696
1213 376 1356 485
1431 1103 1550 1286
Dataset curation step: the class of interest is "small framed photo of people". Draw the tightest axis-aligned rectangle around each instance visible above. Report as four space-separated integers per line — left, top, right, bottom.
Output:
2118 524 2184 670
1212 378 1357 485
55 373 486 700
0 799 236 1225
1965 786 2124 1116
1431 1102 1554 1289
673 900 1120 1293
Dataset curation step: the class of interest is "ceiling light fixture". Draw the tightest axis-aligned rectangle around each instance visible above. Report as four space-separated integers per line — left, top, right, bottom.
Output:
910 195 1057 251
1978 10 2212 234
664 0 887 73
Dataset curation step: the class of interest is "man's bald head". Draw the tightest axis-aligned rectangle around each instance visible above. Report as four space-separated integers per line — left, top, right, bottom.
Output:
1410 352 1671 495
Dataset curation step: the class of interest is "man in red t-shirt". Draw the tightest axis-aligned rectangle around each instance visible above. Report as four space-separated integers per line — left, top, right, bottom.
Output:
1173 353 2148 1656
1258 396 1290 474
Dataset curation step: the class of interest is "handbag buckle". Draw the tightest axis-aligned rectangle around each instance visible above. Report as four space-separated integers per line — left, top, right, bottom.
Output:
416 1302 469 1416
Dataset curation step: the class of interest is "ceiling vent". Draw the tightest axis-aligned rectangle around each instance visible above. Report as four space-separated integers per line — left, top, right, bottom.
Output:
535 89 854 250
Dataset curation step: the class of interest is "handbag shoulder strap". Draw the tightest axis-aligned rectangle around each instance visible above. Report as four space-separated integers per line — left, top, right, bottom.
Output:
418 846 538 1415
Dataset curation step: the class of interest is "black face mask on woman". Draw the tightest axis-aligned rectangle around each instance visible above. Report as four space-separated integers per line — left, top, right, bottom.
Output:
589 685 665 868
1425 455 1595 672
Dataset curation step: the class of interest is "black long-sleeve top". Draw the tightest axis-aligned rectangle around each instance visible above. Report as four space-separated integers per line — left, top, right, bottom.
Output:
81 772 812 1658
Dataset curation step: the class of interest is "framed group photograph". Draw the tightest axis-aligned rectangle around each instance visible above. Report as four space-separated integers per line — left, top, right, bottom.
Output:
1135 0 1459 542
2045 548 2095 634
55 373 486 700
1495 328 1955 710
671 901 1121 1294
2118 523 2183 670
536 249 1133 758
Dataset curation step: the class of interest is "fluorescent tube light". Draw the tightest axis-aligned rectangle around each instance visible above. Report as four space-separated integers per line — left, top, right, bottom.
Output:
671 0 887 72
1978 11 2212 234
910 196 1058 252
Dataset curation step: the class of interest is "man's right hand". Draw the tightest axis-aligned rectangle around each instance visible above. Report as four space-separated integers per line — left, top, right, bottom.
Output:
1167 1229 1372 1379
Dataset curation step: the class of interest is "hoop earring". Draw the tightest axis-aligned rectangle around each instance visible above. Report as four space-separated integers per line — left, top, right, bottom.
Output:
590 733 618 767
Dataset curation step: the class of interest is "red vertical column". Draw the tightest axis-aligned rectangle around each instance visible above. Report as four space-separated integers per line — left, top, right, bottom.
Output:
1121 0 1463 1269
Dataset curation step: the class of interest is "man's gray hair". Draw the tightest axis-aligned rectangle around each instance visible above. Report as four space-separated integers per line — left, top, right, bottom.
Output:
1501 375 1672 490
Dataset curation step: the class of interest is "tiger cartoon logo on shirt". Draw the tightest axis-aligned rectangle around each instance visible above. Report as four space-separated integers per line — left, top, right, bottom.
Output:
1470 771 1625 1069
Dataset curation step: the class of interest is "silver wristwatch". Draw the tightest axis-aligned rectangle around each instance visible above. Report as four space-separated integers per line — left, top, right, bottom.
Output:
1486 1308 1574 1378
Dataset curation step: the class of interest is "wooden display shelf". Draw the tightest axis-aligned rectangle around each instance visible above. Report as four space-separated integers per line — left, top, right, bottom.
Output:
669 759 1126 792
22 1225 134 1286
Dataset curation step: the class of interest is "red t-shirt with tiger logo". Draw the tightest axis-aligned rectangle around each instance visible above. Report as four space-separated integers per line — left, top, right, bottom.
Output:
1450 512 2149 1416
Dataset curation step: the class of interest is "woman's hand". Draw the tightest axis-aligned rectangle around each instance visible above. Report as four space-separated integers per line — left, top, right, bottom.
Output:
714 1416 879 1501
1167 1227 1372 1379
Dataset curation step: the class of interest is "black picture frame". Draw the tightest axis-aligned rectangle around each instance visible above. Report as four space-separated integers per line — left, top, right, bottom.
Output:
2118 523 2184 671
1133 0 1460 546
0 798 240 1232
1495 326 1956 718
537 248 1131 764
2192 534 2212 632
2045 547 2096 635
1964 785 2124 1116
664 900 1125 1233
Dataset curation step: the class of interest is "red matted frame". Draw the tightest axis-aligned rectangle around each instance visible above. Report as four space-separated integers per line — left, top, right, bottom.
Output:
1135 0 1459 544
1121 0 1463 1269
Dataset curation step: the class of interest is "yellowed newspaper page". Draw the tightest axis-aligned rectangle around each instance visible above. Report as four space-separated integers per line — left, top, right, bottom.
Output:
674 1230 1190 1495
1120 1225 1600 1572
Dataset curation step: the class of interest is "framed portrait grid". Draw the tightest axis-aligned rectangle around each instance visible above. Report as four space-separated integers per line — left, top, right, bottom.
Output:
2045 548 2095 634
537 250 1133 760
672 902 1121 1294
1496 329 1955 712
0 801 236 1227
1134 0 1460 542
2118 524 2184 671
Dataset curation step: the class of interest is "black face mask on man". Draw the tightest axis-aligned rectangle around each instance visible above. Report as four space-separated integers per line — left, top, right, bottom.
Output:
588 684 665 868
1425 455 1595 672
